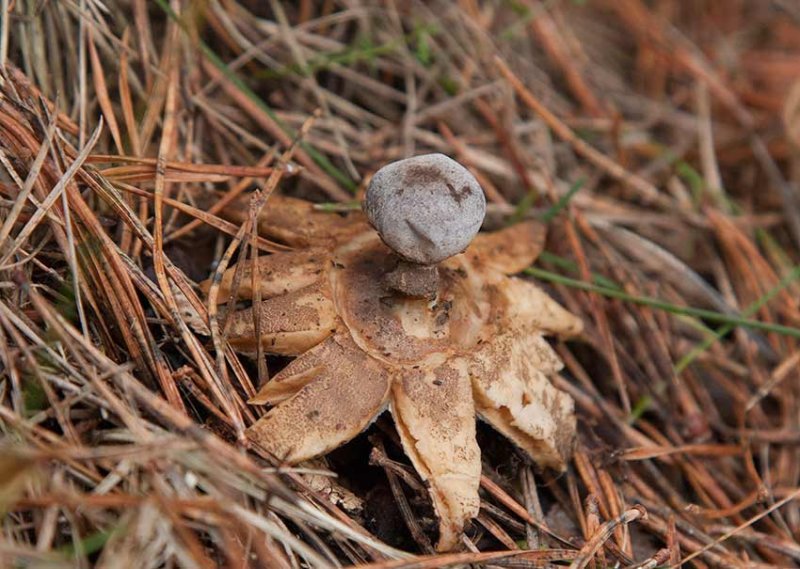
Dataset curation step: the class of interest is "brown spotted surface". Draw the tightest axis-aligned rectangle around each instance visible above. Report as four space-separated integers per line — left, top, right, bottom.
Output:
469 329 576 470
201 249 329 302
330 233 492 365
225 282 337 356
246 332 391 463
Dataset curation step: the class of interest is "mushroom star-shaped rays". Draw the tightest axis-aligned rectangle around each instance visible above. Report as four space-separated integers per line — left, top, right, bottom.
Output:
203 200 582 551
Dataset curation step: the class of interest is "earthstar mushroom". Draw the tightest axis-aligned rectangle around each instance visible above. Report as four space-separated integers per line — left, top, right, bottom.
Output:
204 158 583 551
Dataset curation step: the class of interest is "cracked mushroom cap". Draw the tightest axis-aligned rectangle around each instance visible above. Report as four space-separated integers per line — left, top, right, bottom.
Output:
364 153 487 265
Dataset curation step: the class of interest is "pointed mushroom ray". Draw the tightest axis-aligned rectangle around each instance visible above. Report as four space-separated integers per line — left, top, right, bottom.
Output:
500 277 584 338
469 329 576 471
225 282 337 356
200 248 331 302
465 220 547 275
222 193 369 248
246 333 391 463
248 336 334 406
390 359 481 551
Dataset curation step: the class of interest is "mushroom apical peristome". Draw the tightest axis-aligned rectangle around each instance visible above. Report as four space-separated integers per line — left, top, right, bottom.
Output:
364 154 486 297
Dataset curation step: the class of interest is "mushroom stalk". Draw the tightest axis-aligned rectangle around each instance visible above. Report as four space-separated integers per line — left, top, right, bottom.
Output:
385 257 439 299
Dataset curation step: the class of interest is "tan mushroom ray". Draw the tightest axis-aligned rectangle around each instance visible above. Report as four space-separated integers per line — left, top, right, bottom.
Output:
203 199 582 551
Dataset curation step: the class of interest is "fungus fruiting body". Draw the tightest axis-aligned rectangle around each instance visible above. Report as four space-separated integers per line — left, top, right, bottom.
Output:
205 156 582 551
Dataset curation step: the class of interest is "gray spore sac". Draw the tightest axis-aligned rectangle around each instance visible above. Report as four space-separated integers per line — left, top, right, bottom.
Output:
364 153 486 265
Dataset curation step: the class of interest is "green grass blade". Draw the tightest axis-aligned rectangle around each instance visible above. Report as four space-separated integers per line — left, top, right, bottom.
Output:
538 251 620 290
60 527 117 558
525 266 800 339
674 263 800 372
539 178 584 222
